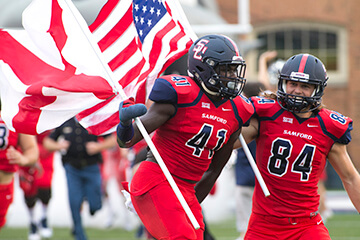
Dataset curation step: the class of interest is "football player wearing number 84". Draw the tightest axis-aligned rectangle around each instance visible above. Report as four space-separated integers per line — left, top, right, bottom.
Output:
116 34 254 239
233 53 360 240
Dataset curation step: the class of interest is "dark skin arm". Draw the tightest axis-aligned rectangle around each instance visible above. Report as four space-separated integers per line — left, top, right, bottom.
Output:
117 102 176 148
233 118 259 149
195 128 241 203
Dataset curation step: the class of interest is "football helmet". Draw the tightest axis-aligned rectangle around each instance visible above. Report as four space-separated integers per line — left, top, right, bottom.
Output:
187 34 246 99
277 53 328 113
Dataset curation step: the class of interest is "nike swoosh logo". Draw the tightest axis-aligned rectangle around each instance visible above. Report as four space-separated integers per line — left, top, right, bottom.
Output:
317 219 323 225
307 124 318 128
222 107 231 111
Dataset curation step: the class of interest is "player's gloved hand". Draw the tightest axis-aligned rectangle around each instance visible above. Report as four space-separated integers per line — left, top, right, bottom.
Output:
121 190 138 215
119 97 147 126
117 97 147 144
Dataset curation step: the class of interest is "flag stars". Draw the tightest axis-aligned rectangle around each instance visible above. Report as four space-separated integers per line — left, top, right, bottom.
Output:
150 7 155 14
133 0 167 42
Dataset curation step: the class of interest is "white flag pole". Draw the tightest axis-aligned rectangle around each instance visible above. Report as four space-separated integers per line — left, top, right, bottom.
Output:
238 133 270 197
61 0 200 229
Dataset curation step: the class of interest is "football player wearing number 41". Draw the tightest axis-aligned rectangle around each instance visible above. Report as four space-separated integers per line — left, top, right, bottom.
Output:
234 53 360 240
116 34 254 239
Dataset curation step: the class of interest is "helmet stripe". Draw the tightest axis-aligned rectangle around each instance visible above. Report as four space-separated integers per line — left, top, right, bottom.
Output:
298 54 309 73
223 35 240 56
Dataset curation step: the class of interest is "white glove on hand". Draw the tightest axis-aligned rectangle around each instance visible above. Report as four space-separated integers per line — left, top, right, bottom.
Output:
121 190 138 215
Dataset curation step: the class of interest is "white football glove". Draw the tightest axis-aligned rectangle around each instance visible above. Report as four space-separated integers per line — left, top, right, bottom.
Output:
121 190 138 215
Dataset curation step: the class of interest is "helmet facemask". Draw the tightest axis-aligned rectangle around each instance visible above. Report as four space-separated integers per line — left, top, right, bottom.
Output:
277 73 325 113
200 57 246 99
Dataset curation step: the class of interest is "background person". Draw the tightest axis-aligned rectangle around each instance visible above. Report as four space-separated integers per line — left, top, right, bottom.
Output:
43 117 117 240
0 111 39 230
19 131 56 240
100 140 131 229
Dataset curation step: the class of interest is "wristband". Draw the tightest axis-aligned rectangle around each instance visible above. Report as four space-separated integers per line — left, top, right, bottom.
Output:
116 122 134 143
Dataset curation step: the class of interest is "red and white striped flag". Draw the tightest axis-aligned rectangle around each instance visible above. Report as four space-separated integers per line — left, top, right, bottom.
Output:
0 0 116 135
0 0 196 135
76 0 197 135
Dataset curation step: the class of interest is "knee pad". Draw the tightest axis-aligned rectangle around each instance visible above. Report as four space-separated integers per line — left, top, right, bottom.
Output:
38 188 52 205
25 195 37 208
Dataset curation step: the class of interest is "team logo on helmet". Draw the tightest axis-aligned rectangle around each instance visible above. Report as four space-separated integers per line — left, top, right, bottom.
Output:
192 39 209 60
290 72 310 81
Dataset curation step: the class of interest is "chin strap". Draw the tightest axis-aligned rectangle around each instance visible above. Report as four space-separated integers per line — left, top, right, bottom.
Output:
191 71 221 97
200 81 220 97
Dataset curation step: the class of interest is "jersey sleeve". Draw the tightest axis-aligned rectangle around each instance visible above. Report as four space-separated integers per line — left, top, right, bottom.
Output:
149 75 201 105
249 96 278 118
148 78 178 104
232 95 255 127
318 109 353 144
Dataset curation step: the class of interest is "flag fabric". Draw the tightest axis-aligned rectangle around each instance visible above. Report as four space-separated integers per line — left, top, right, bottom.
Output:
76 0 197 135
0 0 116 135
0 0 196 136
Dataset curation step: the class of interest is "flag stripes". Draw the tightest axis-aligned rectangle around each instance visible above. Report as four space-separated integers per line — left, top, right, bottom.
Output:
77 0 196 135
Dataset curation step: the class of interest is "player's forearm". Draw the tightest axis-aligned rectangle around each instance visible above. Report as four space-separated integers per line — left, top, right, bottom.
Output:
22 152 39 166
100 135 117 150
343 176 360 213
15 147 39 166
43 137 62 152
195 172 217 203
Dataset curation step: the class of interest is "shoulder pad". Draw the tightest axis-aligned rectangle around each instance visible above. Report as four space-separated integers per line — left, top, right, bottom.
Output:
232 95 255 126
149 77 177 104
318 109 353 144
250 96 279 117
149 75 200 105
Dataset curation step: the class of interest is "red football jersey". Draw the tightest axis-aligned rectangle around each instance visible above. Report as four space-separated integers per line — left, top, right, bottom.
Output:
149 75 254 182
250 96 353 217
0 115 19 173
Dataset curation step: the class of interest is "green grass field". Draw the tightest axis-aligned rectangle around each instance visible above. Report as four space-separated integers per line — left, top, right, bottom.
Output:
1 213 359 240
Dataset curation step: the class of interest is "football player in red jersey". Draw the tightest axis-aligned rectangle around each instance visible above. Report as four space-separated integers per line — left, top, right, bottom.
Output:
116 34 254 239
0 112 39 229
19 131 55 239
234 53 360 240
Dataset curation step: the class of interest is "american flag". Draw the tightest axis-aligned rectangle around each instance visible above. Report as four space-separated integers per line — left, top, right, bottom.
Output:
0 0 116 135
76 0 197 135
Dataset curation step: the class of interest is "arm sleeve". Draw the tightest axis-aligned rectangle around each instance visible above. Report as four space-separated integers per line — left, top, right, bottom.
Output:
149 78 177 104
337 121 353 145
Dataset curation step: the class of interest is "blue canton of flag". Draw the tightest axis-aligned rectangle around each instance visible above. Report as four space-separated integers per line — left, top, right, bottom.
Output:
133 0 167 43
